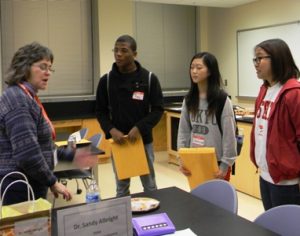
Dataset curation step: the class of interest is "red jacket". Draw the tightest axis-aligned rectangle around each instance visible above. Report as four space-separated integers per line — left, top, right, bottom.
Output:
250 79 300 183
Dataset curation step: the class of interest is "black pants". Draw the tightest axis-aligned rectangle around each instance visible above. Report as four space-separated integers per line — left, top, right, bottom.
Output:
260 176 300 210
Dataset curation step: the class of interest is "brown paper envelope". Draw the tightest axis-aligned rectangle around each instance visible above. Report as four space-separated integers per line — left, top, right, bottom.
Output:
110 137 150 180
178 147 218 190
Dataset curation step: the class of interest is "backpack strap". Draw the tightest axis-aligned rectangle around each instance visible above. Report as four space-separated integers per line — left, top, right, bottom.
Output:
216 91 238 175
216 91 239 136
148 71 152 95
148 72 152 112
216 91 228 136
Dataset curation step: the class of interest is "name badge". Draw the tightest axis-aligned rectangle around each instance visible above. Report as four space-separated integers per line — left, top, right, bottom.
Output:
191 134 205 147
132 91 144 100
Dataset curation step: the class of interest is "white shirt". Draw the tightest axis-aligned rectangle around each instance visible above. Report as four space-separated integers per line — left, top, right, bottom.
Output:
255 82 299 185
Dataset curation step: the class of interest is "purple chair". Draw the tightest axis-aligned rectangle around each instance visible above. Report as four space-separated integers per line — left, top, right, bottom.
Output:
191 179 238 214
254 204 300 236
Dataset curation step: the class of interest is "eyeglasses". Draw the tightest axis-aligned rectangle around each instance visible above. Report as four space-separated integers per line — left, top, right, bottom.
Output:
33 63 55 73
112 48 130 54
252 56 271 65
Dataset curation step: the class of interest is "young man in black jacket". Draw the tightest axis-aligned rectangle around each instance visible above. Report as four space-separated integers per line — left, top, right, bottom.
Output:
95 35 164 197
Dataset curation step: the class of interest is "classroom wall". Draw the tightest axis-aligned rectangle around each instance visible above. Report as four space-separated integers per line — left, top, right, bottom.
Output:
98 0 134 77
198 0 300 108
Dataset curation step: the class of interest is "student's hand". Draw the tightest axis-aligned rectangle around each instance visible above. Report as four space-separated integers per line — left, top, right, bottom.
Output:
214 169 227 179
50 182 72 201
127 126 141 143
110 128 126 144
179 165 191 176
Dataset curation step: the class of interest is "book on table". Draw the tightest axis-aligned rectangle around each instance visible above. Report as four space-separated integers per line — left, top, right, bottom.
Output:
178 147 218 190
110 137 150 180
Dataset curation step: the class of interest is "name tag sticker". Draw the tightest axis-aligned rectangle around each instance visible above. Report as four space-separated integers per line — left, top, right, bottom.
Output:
191 134 205 147
132 91 144 100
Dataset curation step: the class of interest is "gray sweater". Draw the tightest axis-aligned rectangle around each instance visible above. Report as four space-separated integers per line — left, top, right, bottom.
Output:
177 97 237 172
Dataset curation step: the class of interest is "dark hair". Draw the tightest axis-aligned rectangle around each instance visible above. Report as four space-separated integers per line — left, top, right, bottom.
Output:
185 52 225 117
5 42 54 86
115 35 137 52
255 38 300 85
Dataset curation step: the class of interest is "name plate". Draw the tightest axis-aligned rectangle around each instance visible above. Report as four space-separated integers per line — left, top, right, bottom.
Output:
14 217 49 236
55 197 132 236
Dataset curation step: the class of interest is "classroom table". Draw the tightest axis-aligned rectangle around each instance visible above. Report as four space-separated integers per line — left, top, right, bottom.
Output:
131 186 279 236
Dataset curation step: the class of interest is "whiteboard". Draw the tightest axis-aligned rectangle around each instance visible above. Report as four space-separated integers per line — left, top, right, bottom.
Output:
237 22 300 97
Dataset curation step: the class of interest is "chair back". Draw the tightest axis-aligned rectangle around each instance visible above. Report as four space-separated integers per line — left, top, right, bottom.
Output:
191 179 238 214
79 128 89 139
88 133 102 147
254 204 300 236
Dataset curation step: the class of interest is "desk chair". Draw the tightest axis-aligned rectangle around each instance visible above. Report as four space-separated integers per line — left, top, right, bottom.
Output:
54 133 102 195
79 128 88 139
54 127 89 193
68 128 88 141
191 179 238 214
253 204 300 236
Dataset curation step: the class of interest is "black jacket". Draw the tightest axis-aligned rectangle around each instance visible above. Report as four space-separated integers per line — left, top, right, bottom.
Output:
95 61 164 144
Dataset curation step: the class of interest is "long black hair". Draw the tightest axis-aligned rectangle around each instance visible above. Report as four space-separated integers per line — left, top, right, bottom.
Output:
185 52 225 117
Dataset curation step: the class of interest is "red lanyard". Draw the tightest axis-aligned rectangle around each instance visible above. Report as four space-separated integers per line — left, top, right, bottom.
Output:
18 83 56 140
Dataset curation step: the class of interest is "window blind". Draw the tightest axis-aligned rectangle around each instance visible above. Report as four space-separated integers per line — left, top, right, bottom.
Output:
1 0 94 97
135 2 196 90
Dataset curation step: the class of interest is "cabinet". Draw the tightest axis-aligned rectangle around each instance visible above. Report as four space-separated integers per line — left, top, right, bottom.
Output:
152 112 167 152
166 111 181 165
230 122 260 199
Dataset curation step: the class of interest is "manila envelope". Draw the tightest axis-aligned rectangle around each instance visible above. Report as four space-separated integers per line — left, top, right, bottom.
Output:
110 137 150 180
178 147 218 190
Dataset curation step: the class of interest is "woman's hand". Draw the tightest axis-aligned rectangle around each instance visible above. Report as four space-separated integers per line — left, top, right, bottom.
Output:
179 165 192 176
50 182 72 201
177 157 192 176
214 168 227 179
73 147 98 168
178 159 191 176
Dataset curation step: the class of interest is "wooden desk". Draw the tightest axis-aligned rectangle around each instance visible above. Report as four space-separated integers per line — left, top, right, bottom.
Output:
131 187 278 235
166 111 181 165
